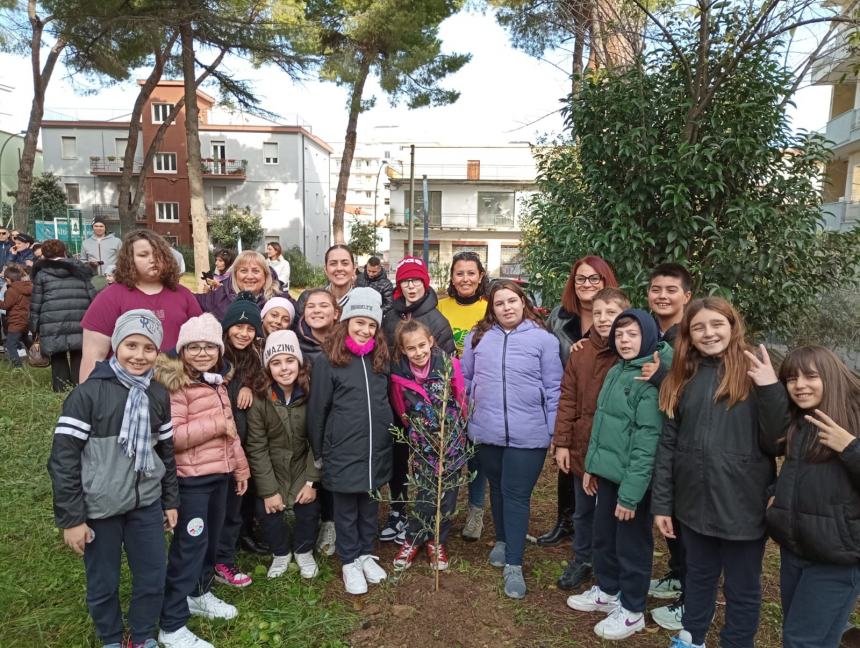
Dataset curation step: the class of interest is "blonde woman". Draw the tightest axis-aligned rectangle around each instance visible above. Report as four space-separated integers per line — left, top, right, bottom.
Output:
197 250 293 320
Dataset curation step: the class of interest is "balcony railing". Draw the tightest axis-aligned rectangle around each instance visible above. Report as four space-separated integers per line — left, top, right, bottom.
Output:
89 158 144 175
91 204 147 221
206 205 227 220
202 159 246 178
393 163 536 182
389 211 520 230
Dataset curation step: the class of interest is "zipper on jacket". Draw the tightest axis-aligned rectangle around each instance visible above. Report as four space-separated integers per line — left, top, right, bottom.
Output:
502 331 510 446
540 389 547 425
360 356 374 489
700 367 716 533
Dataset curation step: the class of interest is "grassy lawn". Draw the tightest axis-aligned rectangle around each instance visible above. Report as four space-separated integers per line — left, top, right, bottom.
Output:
1 363 857 648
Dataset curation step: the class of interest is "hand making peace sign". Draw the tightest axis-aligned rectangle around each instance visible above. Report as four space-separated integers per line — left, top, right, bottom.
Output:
743 344 778 386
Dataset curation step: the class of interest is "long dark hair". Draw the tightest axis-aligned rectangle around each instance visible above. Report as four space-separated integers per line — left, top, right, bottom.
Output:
470 279 546 349
779 346 860 462
446 251 489 299
265 358 311 403
324 320 389 374
223 332 268 398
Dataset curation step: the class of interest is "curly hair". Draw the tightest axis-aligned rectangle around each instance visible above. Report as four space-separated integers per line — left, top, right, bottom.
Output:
324 320 389 374
114 230 180 290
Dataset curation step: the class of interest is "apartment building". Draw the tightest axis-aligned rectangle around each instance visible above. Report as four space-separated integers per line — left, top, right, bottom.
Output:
387 144 536 279
41 81 333 262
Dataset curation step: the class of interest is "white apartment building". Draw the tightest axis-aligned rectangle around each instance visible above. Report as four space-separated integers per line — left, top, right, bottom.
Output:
387 144 536 278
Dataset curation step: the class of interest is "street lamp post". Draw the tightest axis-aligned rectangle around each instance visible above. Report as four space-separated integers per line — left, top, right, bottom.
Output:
372 159 388 255
0 130 25 227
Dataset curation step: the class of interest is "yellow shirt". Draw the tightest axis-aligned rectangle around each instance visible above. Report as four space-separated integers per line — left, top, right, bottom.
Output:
436 296 488 356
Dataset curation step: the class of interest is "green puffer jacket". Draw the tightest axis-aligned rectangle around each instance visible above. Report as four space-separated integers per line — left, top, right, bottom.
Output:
245 389 321 507
584 341 673 509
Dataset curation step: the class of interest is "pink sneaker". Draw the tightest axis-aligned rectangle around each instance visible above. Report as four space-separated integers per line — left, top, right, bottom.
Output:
213 562 252 588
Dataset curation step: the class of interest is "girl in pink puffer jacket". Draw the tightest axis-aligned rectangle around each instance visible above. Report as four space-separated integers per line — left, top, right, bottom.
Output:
155 313 250 648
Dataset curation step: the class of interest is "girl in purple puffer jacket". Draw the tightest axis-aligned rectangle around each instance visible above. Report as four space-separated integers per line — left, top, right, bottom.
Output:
461 279 563 600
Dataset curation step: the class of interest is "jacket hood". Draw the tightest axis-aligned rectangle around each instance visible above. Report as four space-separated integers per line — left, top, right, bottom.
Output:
586 327 610 352
90 360 120 381
12 281 33 297
608 308 659 360
154 353 234 393
31 257 94 282
393 287 439 317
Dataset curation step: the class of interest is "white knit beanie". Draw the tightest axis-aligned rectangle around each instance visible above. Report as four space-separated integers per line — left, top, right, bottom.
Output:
175 313 225 353
263 329 303 367
339 287 382 326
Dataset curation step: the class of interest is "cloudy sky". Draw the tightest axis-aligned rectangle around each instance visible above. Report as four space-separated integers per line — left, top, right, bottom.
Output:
0 8 830 146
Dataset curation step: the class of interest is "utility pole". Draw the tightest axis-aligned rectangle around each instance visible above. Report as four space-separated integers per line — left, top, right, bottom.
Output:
422 174 429 266
407 144 415 256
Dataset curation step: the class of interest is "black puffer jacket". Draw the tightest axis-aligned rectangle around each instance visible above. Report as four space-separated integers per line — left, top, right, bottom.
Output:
382 289 455 355
307 351 393 493
356 267 394 314
296 317 325 368
546 305 583 365
29 258 96 356
651 359 787 541
767 426 860 565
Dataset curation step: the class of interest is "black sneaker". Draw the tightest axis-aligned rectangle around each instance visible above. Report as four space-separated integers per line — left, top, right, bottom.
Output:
379 511 405 542
557 561 592 591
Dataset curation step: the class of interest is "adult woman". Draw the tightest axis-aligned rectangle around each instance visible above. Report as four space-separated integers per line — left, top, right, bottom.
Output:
437 251 491 541
295 244 357 316
538 255 618 547
79 230 202 381
197 250 291 321
265 241 291 290
461 279 563 598
380 255 455 542
29 239 97 391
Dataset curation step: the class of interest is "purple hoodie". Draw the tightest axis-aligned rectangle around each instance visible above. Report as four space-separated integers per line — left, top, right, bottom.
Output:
461 319 563 449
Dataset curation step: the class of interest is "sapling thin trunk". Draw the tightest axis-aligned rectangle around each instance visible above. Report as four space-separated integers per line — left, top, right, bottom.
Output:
433 375 450 592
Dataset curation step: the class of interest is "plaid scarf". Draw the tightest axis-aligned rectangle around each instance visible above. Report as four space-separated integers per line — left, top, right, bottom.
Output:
109 356 155 475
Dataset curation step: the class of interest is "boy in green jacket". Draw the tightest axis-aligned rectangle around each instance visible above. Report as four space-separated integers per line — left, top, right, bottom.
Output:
566 308 673 641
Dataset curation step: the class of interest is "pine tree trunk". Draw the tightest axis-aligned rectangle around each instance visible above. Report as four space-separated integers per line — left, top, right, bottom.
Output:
15 2 64 231
332 54 372 245
180 18 209 276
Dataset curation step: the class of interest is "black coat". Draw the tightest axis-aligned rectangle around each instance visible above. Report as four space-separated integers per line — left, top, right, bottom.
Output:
356 267 394 314
307 351 393 493
296 317 325 368
29 258 96 356
767 427 860 565
651 360 787 541
546 305 583 365
382 289 455 355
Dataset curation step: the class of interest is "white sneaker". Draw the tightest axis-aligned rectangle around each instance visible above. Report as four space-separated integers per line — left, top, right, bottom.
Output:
594 606 645 640
187 591 238 620
158 626 215 648
267 553 292 579
316 520 336 557
671 630 706 648
652 598 684 630
343 559 368 595
295 551 319 579
566 585 620 612
649 573 683 599
359 554 387 584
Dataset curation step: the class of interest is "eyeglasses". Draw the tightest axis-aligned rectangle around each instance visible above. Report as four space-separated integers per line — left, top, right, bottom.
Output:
185 343 219 356
574 274 602 286
400 278 422 287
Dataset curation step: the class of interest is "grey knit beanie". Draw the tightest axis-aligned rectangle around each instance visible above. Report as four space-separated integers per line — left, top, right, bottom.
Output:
339 287 383 326
111 309 164 352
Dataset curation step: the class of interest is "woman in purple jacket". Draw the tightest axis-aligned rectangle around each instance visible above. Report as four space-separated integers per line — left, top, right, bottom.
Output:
461 279 563 600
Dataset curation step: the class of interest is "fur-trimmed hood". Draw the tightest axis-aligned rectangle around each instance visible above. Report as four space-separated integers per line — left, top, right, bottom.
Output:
155 353 235 393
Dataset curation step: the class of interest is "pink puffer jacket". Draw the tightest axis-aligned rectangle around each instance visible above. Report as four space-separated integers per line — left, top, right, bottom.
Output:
155 355 250 481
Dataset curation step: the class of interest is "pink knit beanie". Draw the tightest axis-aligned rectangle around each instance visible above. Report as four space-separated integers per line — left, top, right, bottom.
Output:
176 313 225 353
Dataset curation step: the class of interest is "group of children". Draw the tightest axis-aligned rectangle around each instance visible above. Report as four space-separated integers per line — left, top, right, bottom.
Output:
46 253 859 648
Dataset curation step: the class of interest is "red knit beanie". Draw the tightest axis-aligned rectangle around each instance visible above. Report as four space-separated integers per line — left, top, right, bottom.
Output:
394 256 430 299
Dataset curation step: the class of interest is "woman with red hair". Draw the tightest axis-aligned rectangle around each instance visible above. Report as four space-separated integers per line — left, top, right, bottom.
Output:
538 256 618 561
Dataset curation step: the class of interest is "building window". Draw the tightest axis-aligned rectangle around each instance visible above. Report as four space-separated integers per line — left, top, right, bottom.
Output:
64 183 80 205
156 202 179 222
61 136 77 159
263 142 279 164
501 245 524 277
477 191 515 227
365 191 372 198
404 242 441 274
452 244 488 265
404 190 442 226
115 138 128 158
154 152 177 173
152 103 174 124
263 188 279 210
163 235 178 246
